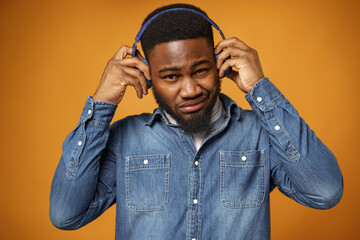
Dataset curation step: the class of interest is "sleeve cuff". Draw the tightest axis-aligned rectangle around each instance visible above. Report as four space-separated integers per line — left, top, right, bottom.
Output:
245 77 285 112
79 96 117 125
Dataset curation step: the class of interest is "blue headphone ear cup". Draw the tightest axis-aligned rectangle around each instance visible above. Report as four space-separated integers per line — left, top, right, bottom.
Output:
140 58 152 89
214 52 232 78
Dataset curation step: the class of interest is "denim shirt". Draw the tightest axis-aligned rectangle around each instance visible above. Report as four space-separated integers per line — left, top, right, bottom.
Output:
50 77 343 240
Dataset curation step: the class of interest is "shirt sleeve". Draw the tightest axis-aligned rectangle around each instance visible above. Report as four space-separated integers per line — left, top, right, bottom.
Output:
50 96 118 229
245 77 343 209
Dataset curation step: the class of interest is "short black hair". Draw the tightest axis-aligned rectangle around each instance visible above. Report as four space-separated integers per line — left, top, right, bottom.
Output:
140 3 214 60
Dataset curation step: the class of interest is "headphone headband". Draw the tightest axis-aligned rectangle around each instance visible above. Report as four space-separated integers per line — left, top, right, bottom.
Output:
132 7 226 57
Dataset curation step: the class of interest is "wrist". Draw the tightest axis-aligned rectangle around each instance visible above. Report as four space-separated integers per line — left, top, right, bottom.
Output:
92 94 120 105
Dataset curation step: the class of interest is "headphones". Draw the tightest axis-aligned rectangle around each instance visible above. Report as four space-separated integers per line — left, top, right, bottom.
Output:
132 7 232 89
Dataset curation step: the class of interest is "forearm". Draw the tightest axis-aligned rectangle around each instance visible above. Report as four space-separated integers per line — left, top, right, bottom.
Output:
246 78 343 209
50 97 118 229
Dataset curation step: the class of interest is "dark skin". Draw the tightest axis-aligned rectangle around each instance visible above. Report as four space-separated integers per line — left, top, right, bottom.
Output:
92 37 264 108
149 38 219 120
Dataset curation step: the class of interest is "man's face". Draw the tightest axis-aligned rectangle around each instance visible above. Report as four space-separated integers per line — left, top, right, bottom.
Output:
148 37 220 133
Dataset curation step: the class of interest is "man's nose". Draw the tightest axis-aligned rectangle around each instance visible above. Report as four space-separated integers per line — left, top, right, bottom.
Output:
179 76 202 99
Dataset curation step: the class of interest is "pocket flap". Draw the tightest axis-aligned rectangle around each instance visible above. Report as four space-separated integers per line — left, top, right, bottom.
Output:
220 150 264 167
126 154 170 171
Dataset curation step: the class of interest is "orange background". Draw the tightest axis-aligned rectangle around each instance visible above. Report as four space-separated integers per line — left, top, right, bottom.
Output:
0 0 359 239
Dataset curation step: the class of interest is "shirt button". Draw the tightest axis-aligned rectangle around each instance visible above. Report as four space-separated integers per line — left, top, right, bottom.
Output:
88 109 92 115
194 161 199 166
192 238 196 240
77 141 82 146
257 97 263 102
143 159 149 165
275 125 281 131
193 199 198 205
241 156 247 161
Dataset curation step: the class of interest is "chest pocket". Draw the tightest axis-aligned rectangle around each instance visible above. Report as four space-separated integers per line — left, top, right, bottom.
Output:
220 150 265 208
125 154 170 211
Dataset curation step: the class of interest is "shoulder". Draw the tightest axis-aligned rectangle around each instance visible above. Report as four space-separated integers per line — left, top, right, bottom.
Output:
111 112 154 129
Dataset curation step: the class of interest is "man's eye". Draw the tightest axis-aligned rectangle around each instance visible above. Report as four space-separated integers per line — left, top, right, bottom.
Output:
195 69 208 75
163 74 176 80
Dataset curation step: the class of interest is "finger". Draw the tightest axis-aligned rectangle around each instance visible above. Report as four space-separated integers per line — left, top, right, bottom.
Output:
113 45 133 60
215 37 251 53
214 37 252 54
119 72 145 99
120 57 151 82
106 58 145 98
112 45 146 60
121 65 149 95
218 57 248 78
216 46 250 69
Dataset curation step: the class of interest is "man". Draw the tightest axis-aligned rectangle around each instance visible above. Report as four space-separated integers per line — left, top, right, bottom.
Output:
50 3 343 240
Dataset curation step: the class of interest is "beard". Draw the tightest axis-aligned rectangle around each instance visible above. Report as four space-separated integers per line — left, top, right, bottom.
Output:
152 82 221 134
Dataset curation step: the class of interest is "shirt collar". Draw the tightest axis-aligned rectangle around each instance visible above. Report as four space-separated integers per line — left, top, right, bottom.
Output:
219 93 241 121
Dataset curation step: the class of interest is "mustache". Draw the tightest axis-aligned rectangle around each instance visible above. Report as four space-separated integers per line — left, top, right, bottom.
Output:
177 94 207 108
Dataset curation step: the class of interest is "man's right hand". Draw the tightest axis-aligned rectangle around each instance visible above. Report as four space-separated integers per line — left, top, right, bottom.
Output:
92 45 151 105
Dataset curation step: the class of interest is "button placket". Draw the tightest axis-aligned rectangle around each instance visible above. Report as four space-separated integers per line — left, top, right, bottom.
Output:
189 154 201 240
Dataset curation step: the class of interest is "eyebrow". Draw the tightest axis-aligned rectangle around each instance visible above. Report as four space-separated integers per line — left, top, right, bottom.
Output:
159 67 181 73
191 60 211 68
158 60 211 73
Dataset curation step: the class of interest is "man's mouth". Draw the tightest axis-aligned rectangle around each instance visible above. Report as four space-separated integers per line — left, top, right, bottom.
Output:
178 96 207 113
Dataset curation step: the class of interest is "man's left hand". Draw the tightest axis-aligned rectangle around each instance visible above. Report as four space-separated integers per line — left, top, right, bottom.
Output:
214 37 265 93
